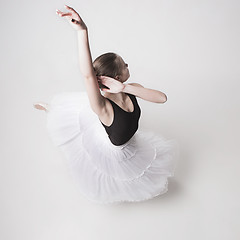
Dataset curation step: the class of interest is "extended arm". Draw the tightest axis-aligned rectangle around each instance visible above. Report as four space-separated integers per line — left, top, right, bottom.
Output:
77 29 106 114
98 76 167 103
56 5 106 115
123 83 167 103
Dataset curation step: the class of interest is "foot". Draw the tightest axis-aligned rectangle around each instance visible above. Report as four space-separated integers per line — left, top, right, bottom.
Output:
33 102 49 112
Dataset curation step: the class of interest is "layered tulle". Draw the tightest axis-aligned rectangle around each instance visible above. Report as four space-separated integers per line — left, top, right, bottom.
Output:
46 91 179 204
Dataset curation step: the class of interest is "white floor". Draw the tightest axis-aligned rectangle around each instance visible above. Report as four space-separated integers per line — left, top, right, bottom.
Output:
1 0 240 239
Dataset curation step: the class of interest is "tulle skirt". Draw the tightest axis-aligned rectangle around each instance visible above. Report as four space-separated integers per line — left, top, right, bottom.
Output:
45 91 180 204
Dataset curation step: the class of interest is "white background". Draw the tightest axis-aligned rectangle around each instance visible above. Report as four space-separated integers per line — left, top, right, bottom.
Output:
1 0 239 239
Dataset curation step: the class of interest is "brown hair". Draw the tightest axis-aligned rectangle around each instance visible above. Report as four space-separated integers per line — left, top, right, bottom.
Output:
93 52 125 79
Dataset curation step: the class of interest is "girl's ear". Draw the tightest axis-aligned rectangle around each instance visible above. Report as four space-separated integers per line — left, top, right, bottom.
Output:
115 75 120 81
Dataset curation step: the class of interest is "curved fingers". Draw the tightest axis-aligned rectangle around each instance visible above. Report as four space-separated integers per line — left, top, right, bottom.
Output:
102 88 111 92
99 79 113 87
64 5 81 18
57 12 72 17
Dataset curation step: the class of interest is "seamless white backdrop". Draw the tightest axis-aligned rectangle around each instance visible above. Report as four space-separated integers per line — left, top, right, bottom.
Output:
1 0 240 239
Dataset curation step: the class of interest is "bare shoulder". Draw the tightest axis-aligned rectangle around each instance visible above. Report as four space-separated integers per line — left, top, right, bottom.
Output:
98 96 114 126
128 83 144 88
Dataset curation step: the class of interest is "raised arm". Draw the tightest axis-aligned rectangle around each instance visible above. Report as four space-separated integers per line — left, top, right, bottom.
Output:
77 29 106 114
56 5 106 115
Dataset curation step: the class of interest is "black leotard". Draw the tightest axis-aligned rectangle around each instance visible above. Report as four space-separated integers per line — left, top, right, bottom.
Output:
100 93 141 146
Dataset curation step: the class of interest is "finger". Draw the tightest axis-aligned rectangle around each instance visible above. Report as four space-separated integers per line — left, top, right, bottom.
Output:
99 80 107 86
100 79 110 84
64 5 74 10
98 76 107 81
58 12 72 17
102 88 110 92
101 76 111 79
56 9 63 15
56 9 64 14
64 5 79 15
56 10 69 16
56 12 75 23
97 78 106 83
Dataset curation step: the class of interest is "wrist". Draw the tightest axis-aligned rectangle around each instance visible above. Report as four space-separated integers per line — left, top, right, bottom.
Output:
122 83 129 93
122 84 137 95
77 28 88 33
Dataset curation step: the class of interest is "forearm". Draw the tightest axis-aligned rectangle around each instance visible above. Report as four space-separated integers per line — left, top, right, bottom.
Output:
122 84 167 103
77 29 95 78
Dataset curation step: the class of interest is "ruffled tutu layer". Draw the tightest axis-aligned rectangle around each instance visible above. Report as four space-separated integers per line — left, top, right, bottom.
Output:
46 91 180 204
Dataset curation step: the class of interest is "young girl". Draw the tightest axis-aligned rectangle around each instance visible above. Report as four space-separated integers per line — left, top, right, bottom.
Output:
34 5 179 204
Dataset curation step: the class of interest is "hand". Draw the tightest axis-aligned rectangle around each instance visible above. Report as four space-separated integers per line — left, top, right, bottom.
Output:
97 76 125 93
56 5 87 31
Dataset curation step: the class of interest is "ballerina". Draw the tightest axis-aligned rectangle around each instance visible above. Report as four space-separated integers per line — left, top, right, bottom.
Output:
34 5 179 204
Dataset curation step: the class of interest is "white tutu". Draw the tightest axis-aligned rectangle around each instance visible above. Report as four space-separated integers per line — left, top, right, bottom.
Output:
46 91 180 204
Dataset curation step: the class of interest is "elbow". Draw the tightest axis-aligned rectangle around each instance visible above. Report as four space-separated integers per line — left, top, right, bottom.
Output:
163 94 167 103
158 93 167 103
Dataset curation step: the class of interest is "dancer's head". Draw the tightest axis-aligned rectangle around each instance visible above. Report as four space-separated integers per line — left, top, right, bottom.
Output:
93 52 130 83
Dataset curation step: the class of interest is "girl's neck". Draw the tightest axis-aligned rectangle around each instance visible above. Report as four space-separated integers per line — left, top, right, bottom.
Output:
104 92 128 102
